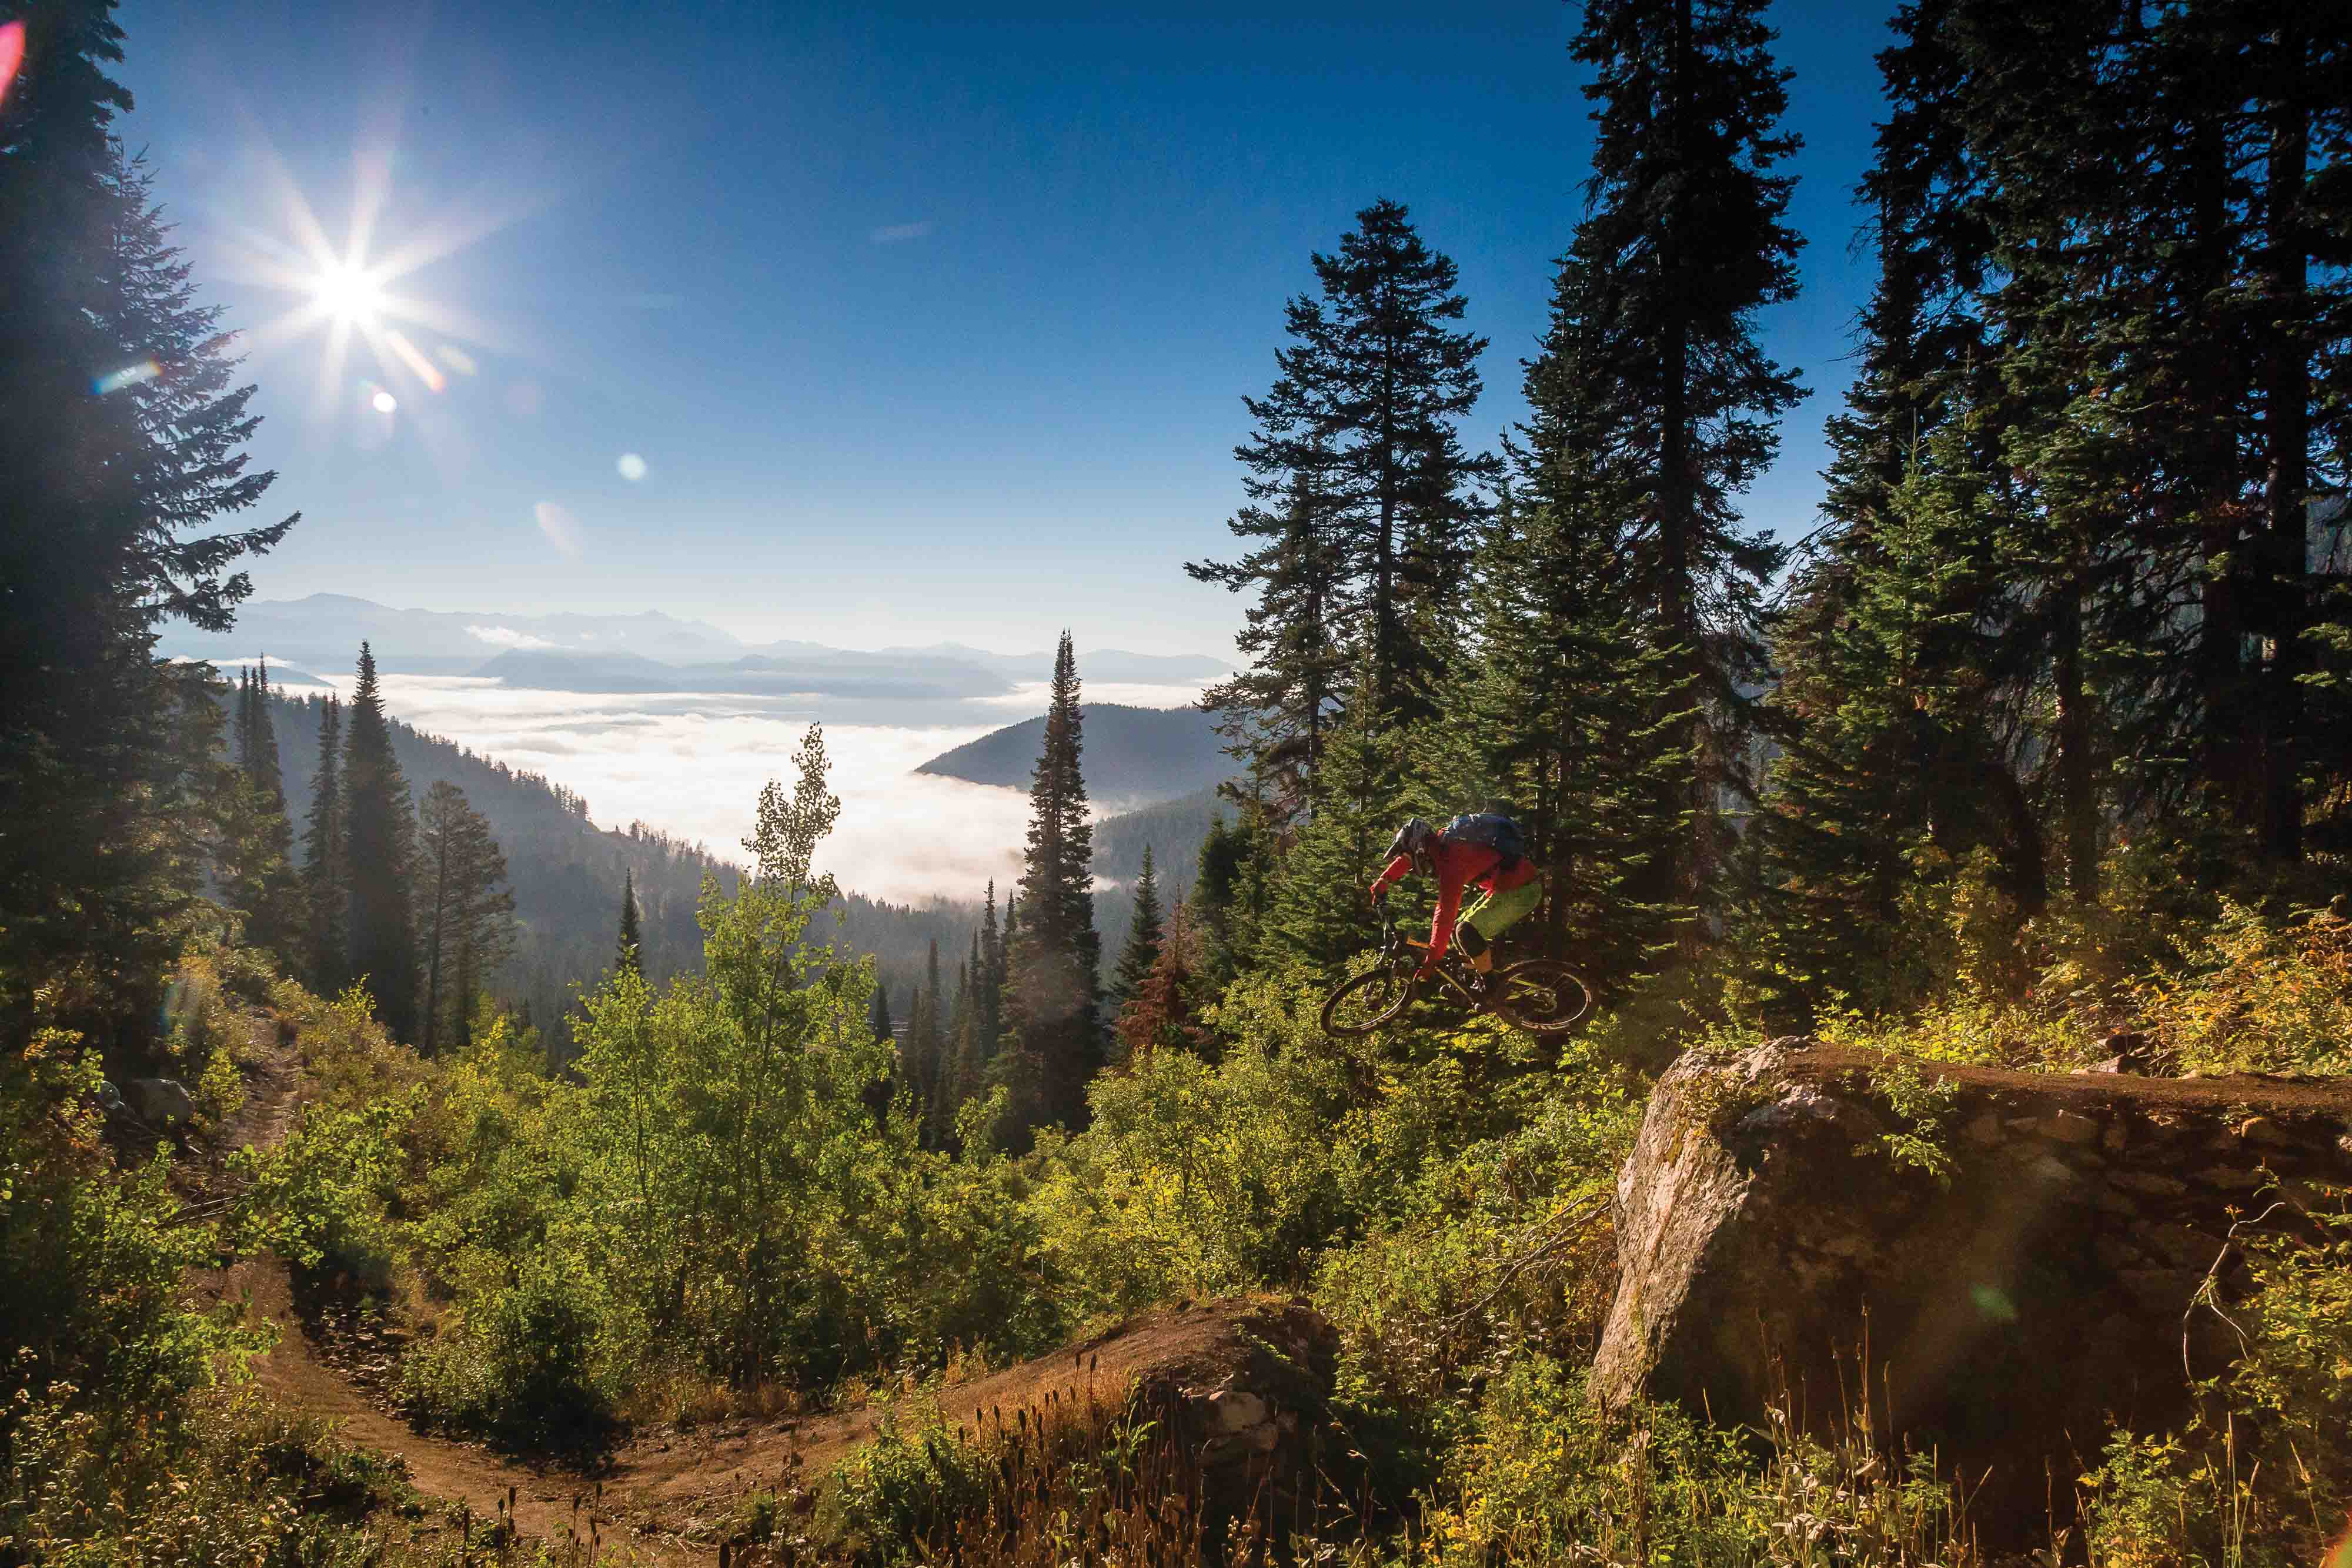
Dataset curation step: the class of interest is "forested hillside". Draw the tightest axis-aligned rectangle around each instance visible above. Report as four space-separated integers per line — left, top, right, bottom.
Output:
8 1 2350 1565
914 703 1228 802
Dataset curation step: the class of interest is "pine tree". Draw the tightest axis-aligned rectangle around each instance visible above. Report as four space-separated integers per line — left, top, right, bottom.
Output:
1561 0 1805 916
948 930 988 1115
616 865 644 974
1262 683 1412 968
1116 901 1208 1066
300 693 348 991
1190 466 1349 818
1004 633 1102 1139
0 12 297 1043
416 780 513 1054
1192 199 1498 748
868 979 894 1044
1108 844 1164 1015
212 670 303 959
343 643 419 1038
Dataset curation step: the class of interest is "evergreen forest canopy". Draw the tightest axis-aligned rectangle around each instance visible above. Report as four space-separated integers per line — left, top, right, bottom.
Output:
4 1 2351 1564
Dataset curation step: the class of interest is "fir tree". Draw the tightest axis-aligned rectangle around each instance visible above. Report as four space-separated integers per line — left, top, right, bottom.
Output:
416 780 513 1054
1116 900 1208 1066
1004 633 1101 1139
616 865 644 975
343 643 419 1038
1261 683 1411 968
1560 0 1805 915
1190 465 1348 818
868 980 894 1044
1192 200 1498 745
0 14 296 1043
214 665 302 958
1108 844 1164 1015
300 693 348 991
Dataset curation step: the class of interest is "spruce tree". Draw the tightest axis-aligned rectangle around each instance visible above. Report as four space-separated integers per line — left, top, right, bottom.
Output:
343 643 419 1038
215 664 302 958
1192 200 1498 748
1108 844 1164 1014
616 865 644 974
300 693 348 991
1190 466 1348 818
1561 0 1805 915
868 979 894 1044
416 780 512 1054
0 11 297 1043
1261 684 1411 968
1117 901 1208 1066
1004 633 1101 1139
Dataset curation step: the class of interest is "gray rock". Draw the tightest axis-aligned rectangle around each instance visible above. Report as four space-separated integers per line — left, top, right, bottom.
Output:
1591 1044 2352 1546
123 1077 195 1127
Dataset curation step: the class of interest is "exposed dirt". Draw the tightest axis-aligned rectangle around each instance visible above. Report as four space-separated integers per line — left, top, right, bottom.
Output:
191 998 1312 1562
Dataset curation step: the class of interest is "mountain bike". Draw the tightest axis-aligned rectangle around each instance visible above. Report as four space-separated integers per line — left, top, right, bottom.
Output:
1320 910 1592 1038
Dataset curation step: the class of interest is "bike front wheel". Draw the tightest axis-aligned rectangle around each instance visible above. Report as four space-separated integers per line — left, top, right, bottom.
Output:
1321 964 1416 1037
1487 959 1592 1035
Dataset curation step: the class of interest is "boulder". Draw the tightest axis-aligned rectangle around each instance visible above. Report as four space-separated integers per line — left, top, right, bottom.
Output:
123 1076 196 1127
1592 1041 2352 1532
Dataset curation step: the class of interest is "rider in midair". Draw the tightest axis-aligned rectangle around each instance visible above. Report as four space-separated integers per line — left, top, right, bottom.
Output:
1368 816 1542 981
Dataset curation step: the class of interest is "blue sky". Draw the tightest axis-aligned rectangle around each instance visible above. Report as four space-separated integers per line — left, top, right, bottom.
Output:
118 0 1890 658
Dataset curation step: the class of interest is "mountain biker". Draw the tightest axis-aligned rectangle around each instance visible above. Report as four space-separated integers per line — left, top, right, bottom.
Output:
1368 815 1542 982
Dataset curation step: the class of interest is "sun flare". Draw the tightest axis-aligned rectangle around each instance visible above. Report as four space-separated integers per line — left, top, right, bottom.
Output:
310 262 386 326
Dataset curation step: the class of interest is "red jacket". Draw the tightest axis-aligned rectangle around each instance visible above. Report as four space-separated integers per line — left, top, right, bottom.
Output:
1369 837 1541 962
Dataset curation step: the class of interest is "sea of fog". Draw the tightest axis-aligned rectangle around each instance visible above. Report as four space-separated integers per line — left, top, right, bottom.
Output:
272 671 1214 905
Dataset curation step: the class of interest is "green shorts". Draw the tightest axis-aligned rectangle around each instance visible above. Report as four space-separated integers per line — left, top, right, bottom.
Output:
1459 878 1543 951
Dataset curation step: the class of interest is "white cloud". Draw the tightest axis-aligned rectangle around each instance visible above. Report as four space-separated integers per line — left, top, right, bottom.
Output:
369 676 1028 904
869 221 934 245
466 625 561 650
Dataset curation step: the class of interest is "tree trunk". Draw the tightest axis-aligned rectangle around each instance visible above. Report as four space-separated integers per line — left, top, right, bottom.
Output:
1659 0 1703 920
2258 19 2309 861
2053 583 2099 900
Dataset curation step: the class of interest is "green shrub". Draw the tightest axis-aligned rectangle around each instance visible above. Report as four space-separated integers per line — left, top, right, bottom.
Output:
813 1399 990 1566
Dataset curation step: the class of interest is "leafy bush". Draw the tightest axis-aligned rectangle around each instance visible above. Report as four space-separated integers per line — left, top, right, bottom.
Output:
1426 1356 1980 1567
0 1386 415 1568
814 1399 991 1566
2134 902 2352 1075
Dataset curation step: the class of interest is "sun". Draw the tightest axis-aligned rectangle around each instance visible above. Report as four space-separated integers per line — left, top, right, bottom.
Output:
310 262 387 326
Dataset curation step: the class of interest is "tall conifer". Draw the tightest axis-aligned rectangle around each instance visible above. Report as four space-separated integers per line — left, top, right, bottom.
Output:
1004 634 1101 1139
301 694 348 990
1561 0 1805 915
0 12 296 1041
416 780 512 1054
343 643 418 1037
1192 200 1497 751
616 866 644 974
1108 844 1164 1015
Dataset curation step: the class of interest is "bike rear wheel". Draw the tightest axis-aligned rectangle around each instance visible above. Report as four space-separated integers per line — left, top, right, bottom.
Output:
1321 964 1415 1037
1488 958 1592 1034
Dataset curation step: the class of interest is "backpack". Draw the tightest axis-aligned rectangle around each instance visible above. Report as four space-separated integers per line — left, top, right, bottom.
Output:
1442 812 1526 868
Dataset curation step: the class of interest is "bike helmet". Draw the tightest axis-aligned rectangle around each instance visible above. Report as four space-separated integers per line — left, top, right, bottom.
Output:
1385 817 1438 871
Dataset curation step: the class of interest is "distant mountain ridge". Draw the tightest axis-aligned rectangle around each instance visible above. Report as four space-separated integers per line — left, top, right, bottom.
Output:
164 594 1227 693
916 704 1231 806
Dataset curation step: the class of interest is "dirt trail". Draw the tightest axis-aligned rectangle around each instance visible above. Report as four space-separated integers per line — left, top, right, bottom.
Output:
196 1002 1288 1562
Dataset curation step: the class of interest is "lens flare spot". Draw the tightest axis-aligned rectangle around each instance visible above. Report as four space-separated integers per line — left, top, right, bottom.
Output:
0 22 24 114
94 360 163 396
534 500 582 557
436 343 477 376
371 389 399 414
382 327 446 393
617 453 648 482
